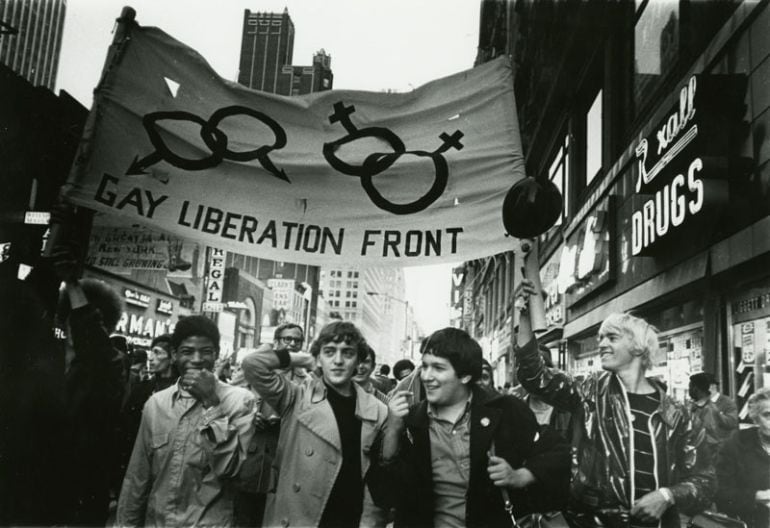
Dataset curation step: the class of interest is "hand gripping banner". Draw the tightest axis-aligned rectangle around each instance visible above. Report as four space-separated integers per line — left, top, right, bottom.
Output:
64 22 526 266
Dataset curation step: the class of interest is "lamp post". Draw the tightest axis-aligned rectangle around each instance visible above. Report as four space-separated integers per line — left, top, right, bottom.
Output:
366 291 410 359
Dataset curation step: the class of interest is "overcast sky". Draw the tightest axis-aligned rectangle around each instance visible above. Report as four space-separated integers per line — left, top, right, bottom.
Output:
57 0 481 105
55 0 478 334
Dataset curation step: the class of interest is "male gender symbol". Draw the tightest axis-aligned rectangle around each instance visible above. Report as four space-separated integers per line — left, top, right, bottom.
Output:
128 105 289 182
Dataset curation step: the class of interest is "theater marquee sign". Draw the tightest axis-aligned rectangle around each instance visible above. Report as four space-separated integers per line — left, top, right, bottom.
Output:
631 74 744 256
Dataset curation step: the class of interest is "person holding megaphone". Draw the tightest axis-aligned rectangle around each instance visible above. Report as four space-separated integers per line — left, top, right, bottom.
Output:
513 260 715 528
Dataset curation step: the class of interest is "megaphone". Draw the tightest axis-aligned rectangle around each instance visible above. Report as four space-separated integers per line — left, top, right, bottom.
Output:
501 177 562 238
503 177 562 334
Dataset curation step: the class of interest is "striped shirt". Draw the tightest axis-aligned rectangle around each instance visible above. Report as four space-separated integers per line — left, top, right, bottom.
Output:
627 391 661 528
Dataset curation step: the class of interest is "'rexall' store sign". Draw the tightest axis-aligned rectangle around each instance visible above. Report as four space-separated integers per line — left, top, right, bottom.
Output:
631 74 745 256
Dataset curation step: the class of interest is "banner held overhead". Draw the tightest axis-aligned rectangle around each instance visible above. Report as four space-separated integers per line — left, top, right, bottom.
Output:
64 21 526 266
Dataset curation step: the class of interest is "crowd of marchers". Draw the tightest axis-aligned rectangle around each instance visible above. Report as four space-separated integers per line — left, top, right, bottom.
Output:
2 229 770 527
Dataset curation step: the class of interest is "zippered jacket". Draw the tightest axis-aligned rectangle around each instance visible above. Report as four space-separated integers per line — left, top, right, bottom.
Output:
515 338 715 527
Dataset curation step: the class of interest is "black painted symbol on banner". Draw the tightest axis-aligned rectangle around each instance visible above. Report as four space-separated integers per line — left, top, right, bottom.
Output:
127 106 289 182
322 101 464 215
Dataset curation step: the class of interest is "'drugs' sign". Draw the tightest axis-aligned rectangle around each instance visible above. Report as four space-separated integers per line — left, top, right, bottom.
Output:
631 74 746 256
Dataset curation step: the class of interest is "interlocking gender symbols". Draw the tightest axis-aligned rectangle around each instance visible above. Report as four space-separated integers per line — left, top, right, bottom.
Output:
127 106 289 182
127 102 464 215
322 101 464 215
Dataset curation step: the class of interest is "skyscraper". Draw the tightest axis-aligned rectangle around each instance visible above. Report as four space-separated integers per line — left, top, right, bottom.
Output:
237 8 294 93
0 0 66 90
237 8 333 96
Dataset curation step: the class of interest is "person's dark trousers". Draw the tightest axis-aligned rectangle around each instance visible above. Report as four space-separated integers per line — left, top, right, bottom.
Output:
233 490 267 528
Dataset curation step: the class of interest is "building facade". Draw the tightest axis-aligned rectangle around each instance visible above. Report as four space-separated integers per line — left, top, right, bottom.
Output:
320 265 416 366
237 9 333 96
237 8 294 92
0 0 66 90
466 0 770 414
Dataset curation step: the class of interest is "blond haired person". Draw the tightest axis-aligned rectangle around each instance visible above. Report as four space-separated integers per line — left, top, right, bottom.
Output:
514 278 715 528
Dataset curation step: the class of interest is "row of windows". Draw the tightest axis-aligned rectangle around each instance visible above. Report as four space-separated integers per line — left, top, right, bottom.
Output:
247 19 283 26
324 290 358 299
327 280 359 289
328 270 359 278
328 300 357 308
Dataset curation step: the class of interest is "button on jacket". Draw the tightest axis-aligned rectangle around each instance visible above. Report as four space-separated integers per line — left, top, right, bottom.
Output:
241 349 389 528
375 386 571 528
117 381 255 527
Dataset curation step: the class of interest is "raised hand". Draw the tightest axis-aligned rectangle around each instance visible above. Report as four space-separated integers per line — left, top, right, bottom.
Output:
181 368 220 408
387 390 412 431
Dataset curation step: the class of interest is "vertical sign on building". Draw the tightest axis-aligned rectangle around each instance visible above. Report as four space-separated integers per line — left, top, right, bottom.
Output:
202 247 226 312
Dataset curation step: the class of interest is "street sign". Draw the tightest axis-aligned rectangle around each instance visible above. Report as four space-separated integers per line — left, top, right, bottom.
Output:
24 211 50 225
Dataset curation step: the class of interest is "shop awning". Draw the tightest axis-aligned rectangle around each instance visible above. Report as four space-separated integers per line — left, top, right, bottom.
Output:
564 251 708 337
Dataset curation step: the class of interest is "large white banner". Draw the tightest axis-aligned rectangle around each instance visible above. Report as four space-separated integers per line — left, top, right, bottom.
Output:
64 24 526 266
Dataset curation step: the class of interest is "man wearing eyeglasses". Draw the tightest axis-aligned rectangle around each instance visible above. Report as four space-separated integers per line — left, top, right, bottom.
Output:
231 323 309 527
117 315 255 527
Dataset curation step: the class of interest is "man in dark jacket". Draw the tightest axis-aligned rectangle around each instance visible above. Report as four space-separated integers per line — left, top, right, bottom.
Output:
377 327 570 528
115 334 177 493
514 278 715 528
52 245 127 526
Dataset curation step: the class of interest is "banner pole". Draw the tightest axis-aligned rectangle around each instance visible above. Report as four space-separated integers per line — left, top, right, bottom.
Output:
43 7 137 258
520 238 547 334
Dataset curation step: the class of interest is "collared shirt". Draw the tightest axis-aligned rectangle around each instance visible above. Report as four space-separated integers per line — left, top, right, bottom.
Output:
117 380 255 528
427 397 472 528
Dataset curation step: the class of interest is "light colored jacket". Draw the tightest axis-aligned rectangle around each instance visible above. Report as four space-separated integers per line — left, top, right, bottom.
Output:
242 349 389 528
116 381 255 528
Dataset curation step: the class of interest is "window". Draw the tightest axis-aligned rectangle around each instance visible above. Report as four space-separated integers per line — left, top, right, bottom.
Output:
346 291 351 298
345 301 350 308
351 301 357 308
547 134 570 226
634 0 679 111
348 271 354 278
585 90 603 186
353 271 359 278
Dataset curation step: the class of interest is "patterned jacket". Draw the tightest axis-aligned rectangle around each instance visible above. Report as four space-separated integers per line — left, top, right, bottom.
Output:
515 339 715 528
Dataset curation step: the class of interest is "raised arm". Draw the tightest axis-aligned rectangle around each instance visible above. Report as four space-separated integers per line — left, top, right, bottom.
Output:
514 278 582 412
240 343 315 416
198 387 256 479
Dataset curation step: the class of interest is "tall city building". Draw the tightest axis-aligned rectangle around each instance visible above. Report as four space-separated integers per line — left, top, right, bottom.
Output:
237 8 333 96
320 266 415 367
0 0 66 90
237 8 294 92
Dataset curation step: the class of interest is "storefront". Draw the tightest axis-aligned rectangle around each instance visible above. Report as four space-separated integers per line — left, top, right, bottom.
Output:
557 2 770 408
725 269 770 423
86 267 181 350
